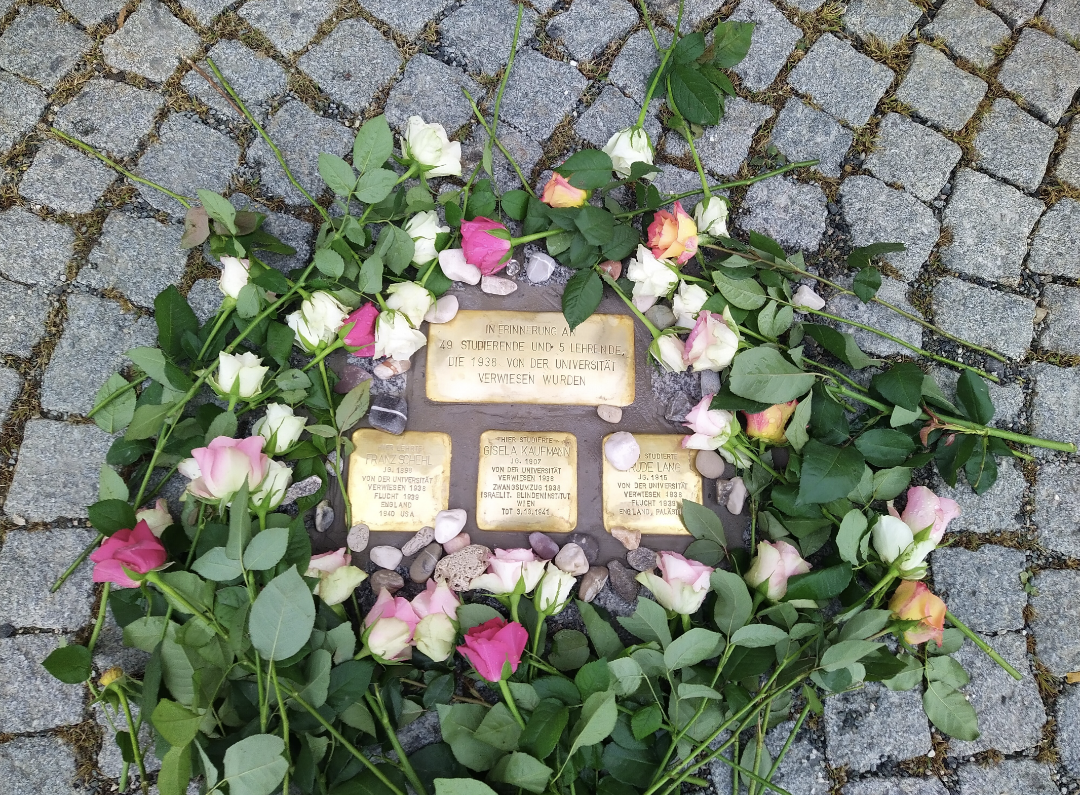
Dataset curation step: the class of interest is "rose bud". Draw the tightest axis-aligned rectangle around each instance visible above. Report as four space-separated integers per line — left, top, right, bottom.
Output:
404 210 450 265
411 579 460 621
253 403 307 455
682 394 735 451
628 244 678 311
386 281 435 328
400 116 462 177
342 302 379 356
414 613 456 662
373 310 427 360
672 281 708 328
541 173 588 208
693 196 729 238
250 459 292 512
135 498 173 538
650 334 687 373
286 291 350 353
456 617 529 682
744 401 798 444
99 667 124 687
743 540 811 601
889 580 947 646
684 309 740 372
535 562 577 615
90 520 168 588
470 548 547 595
637 552 714 615
364 589 420 662
647 201 698 264
461 217 512 276
178 436 270 504
218 256 251 300
603 126 654 178
213 351 269 399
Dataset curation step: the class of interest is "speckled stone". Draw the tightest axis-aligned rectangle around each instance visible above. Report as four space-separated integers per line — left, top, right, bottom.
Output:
606 559 640 602
739 175 827 252
101 0 199 82
931 545 1027 632
401 526 435 557
894 43 987 131
1030 362 1080 450
769 97 854 178
1029 569 1080 677
786 34 894 127
842 0 921 47
434 544 492 591
0 6 90 90
1034 461 1080 557
924 0 1010 69
839 175 939 280
931 277 1036 360
823 683 931 773
1040 284 1080 356
626 547 658 572
973 98 1058 192
729 0 803 92
828 276 923 357
997 28 1080 125
956 759 1058 795
864 113 962 203
1027 198 1080 278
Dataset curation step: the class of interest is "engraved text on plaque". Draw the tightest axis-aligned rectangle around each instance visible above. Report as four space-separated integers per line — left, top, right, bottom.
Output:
602 434 701 534
348 430 451 531
476 431 578 532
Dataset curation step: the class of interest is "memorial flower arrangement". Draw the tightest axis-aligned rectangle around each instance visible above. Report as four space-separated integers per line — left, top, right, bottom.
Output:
41 6 1077 795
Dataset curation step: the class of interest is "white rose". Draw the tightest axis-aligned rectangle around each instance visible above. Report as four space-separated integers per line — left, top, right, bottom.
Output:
404 211 449 265
218 256 250 300
535 562 576 615
216 351 268 398
671 281 708 328
374 310 428 360
287 291 350 352
603 127 654 178
401 116 461 178
650 334 687 372
684 309 740 372
251 459 292 511
693 197 729 238
413 613 456 662
627 244 679 311
386 281 434 328
253 403 307 454
317 565 368 606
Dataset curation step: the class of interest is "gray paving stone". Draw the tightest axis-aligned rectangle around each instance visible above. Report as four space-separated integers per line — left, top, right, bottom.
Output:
247 100 353 204
895 44 987 131
0 7 90 90
240 0 336 54
357 0 453 38
187 277 224 323
461 124 543 194
41 292 158 416
1034 461 1080 557
54 79 164 159
974 99 1058 192
842 779 948 795
931 546 1027 632
0 72 46 156
651 163 708 209
932 456 1025 534
729 0 803 92
769 98 853 178
384 54 482 133
0 279 51 357
181 41 288 122
0 529 96 630
77 212 187 308
667 97 774 176
824 683 931 773
828 276 923 357
839 175 939 280
441 0 538 75
779 0 823 8
1030 569 1080 677
1027 198 1080 278
738 175 826 252
764 721 829 795
1040 283 1080 356
648 0 724 32
940 168 1044 286
957 759 1057 795
0 634 86 733
241 204 315 273
1059 119 1080 189
0 735 80 795
787 34 894 127
1043 0 1080 42
95 701 159 778
929 366 1025 428
984 0 1044 27
0 207 75 286
576 86 660 149
102 0 199 82
923 0 1010 70
500 49 589 141
1030 362 1080 449
609 29 671 106
548 0 637 62
178 0 232 26
135 114 241 216
998 29 1080 125
62 0 128 26
0 366 20 427
864 113 962 203
19 141 117 215
931 277 1035 359
298 19 402 115
1059 684 1080 777
93 608 151 676
842 0 921 47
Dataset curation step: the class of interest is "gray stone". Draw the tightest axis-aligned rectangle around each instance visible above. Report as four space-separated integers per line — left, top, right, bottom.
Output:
0 367 20 427
606 559 640 602
787 34 895 127
187 278 224 324
651 163 708 210
55 79 164 159
236 203 315 273
764 721 829 795
843 779 948 795
933 457 1025 534
1043 0 1080 42
441 0 538 75
136 115 240 216
1041 283 1080 355
839 176 939 280
931 277 1035 360
1058 119 1080 189
359 0 453 37
0 634 85 733
895 44 987 131
298 20 402 115
548 0 637 62
0 7 89 90
371 568 405 593
409 543 442 583
94 607 153 676
738 175 827 252
931 546 1027 632
998 29 1080 125
956 759 1057 795
0 735 80 795
1030 569 1080 676
1028 198 1080 278
769 98 854 178
666 98 774 177
626 547 657 572
828 276 923 357
568 532 599 564
0 529 97 631
843 0 921 47
609 29 671 106
923 0 1010 69
500 49 589 141
1030 362 1080 449
0 279 51 357
576 86 660 150
78 212 187 308
974 99 1057 192
648 0 724 31
384 54 482 133
0 72 46 155
823 683 931 773
62 0 128 25
729 0 803 92
461 124 543 194
0 207 75 286
19 141 116 215
941 168 1043 286
370 393 408 434
102 0 199 82
41 292 158 416
579 566 607 602
929 367 1025 427
864 113 962 203
402 526 435 556
779 0 823 8
178 0 232 26
984 0 1042 25
240 0 336 54
182 41 288 122
1059 684 1080 777
1034 461 1080 557
96 701 159 779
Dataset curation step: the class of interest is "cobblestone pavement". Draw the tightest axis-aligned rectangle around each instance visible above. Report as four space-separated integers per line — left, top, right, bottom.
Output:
1 0 1079 791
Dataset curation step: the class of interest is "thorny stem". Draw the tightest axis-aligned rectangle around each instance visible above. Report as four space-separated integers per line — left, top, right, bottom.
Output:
117 688 150 795
87 582 111 655
370 689 429 795
463 89 534 196
946 610 1022 680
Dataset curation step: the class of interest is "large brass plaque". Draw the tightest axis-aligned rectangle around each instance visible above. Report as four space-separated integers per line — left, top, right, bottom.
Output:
476 431 578 532
426 310 635 406
348 430 451 532
602 434 701 535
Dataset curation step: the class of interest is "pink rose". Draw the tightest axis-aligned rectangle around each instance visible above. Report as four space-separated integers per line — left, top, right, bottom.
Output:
637 552 714 614
892 486 960 544
364 588 421 661
470 548 548 595
744 401 798 444
343 302 379 356
411 579 460 621
306 548 351 575
461 217 512 276
90 521 168 588
743 541 811 601
135 498 173 538
889 580 947 646
646 201 698 264
178 436 270 503
456 617 529 682
682 394 735 451
684 311 739 372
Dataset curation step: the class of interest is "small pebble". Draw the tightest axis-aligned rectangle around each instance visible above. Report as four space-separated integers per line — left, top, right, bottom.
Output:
374 358 411 380
579 566 609 603
333 363 371 394
434 508 467 543
370 394 408 435
597 404 622 424
347 523 370 552
481 275 518 295
424 294 459 324
529 531 560 559
598 259 622 280
665 393 692 423
369 545 403 569
607 559 640 602
610 525 640 550
726 477 748 515
315 500 334 533
443 532 471 554
554 542 589 575
568 533 599 564
694 449 725 479
369 568 404 595
434 544 492 591
645 304 676 330
438 248 481 284
409 542 443 583
627 547 658 572
526 251 556 282
401 526 434 557
282 475 322 506
604 432 640 471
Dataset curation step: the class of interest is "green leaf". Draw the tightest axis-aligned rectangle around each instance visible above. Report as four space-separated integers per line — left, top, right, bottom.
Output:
336 380 371 430
853 266 881 302
197 190 237 234
922 681 980 740
556 149 615 190
42 644 91 684
606 657 644 697
506 682 539 712
632 704 663 740
249 566 316 661
314 248 345 278
855 429 916 467
847 242 905 270
681 500 726 545
473 702 522 751
821 639 883 671
926 656 971 689
355 168 397 204
575 658 612 697
155 286 199 360
955 371 994 424
577 601 624 659
234 282 261 319
617 597 672 647
784 563 852 602
730 624 788 648
798 440 866 504
151 699 202 747
318 153 357 196
603 222 639 261
353 115 394 174
434 780 499 795
602 742 659 786
501 189 530 220
88 499 137 535
520 698 570 759
191 546 244 581
665 627 723 671
836 509 868 565
223 734 288 795
669 64 721 125
437 704 502 771
728 348 816 404
787 394 812 453
891 404 922 427
243 527 290 570
569 691 618 755
711 569 752 637
376 224 415 275
673 31 706 63
489 753 553 794
575 205 615 246
126 347 191 392
297 648 332 708
549 629 590 671
158 742 192 795
711 20 754 67
562 268 603 331
872 466 912 501
872 362 925 411
93 373 136 434
99 465 129 502
456 603 502 631
803 323 879 370
713 270 766 310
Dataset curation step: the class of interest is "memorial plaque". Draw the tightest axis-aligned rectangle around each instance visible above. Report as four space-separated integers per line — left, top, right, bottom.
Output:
476 430 577 532
348 430 451 532
602 434 701 535
426 310 635 406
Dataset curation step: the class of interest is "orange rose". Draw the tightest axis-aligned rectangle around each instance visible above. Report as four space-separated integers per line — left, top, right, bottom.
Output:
647 201 698 264
540 174 588 208
889 580 947 646
744 401 798 443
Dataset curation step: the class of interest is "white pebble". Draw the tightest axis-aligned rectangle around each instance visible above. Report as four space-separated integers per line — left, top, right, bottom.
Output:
373 358 411 379
369 545 403 569
694 449 725 479
434 508 467 543
438 248 481 285
597 404 622 424
726 477 748 515
424 294 459 324
554 542 589 575
481 275 518 295
526 252 556 283
604 432 640 471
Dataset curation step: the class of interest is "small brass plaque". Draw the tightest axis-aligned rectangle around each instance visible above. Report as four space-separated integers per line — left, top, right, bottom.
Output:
602 434 701 535
348 430 451 532
426 310 635 406
476 430 578 532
